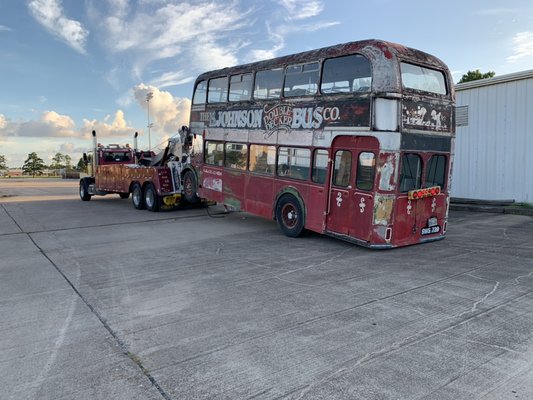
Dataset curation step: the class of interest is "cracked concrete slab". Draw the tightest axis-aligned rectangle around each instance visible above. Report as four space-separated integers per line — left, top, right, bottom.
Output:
1 179 533 399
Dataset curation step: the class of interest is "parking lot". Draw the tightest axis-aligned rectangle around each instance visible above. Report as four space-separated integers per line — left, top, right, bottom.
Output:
1 179 533 400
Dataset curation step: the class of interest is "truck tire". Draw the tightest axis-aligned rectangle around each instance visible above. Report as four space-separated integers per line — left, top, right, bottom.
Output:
131 183 145 210
144 183 160 212
183 170 200 204
275 194 305 237
79 179 91 201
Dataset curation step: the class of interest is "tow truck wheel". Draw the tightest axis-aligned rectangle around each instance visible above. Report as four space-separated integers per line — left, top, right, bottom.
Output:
183 170 200 204
79 179 91 201
131 183 145 210
144 183 160 212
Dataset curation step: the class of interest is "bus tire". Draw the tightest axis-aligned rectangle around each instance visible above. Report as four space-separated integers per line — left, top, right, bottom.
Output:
183 170 200 204
144 183 160 212
79 179 91 201
131 182 145 210
275 194 305 238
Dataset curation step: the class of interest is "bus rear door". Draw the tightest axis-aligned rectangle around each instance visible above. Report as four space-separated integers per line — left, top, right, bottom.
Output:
326 136 378 243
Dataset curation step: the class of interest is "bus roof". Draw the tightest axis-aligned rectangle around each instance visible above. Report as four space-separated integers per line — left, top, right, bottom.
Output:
195 39 451 86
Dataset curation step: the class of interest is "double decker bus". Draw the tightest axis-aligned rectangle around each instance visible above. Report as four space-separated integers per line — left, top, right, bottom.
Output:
183 39 455 248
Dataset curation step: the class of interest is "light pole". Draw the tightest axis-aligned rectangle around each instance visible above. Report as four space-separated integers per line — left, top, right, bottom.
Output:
146 92 154 151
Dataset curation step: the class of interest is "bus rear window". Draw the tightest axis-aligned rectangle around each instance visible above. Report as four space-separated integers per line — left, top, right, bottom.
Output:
425 155 447 188
400 154 422 193
401 63 447 95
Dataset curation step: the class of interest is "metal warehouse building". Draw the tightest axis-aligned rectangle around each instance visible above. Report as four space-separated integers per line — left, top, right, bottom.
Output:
453 70 533 203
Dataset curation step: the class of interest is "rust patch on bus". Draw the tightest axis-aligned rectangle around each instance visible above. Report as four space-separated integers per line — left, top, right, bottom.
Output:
373 195 394 226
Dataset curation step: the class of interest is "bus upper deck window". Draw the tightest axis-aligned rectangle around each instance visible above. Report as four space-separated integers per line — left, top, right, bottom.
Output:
208 77 229 103
321 54 372 94
193 80 207 104
229 73 252 102
401 63 447 95
253 68 283 100
284 62 319 97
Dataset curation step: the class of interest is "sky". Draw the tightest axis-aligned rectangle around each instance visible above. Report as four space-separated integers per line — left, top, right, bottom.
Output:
0 0 532 168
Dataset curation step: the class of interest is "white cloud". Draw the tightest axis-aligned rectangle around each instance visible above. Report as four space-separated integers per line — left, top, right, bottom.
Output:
0 111 77 138
507 32 533 63
277 0 324 20
81 110 137 139
149 71 194 89
132 83 191 137
0 25 12 32
28 0 89 54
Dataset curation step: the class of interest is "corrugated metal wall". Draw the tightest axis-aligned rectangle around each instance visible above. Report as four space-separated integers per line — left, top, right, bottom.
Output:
453 73 533 203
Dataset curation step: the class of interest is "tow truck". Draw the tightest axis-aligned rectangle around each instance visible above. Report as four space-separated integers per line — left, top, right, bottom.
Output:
79 129 200 211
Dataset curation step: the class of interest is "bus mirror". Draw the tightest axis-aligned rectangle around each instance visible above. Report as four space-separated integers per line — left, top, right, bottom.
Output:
83 153 88 163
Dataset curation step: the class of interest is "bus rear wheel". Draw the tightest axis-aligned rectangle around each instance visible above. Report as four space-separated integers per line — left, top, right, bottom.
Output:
275 194 305 237
183 170 200 204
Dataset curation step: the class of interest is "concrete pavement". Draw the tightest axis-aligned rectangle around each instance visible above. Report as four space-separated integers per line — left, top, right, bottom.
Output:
1 179 533 399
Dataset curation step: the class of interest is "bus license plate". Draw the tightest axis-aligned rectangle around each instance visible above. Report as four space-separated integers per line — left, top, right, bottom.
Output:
421 217 440 235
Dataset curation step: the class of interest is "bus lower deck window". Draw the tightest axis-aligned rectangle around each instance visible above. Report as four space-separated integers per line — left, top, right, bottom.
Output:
400 154 422 192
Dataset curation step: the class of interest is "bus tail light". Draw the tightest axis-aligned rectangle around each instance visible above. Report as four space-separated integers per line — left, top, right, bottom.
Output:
385 227 393 241
408 186 441 200
443 221 448 234
374 98 399 131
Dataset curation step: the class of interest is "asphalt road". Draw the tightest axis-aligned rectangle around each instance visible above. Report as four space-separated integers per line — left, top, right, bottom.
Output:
1 179 533 400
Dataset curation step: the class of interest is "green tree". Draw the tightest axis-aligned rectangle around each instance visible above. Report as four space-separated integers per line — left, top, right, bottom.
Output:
76 155 90 173
65 154 72 170
22 152 46 178
0 155 7 173
458 69 496 83
50 152 65 171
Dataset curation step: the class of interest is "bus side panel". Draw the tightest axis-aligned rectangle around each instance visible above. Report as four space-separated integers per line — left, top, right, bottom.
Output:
222 169 246 210
200 165 225 203
306 183 328 233
244 174 274 219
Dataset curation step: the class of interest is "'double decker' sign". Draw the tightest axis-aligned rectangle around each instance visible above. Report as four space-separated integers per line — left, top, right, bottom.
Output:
198 100 371 136
201 104 341 134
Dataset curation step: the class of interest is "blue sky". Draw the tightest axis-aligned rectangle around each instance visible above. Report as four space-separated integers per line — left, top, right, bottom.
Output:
0 0 532 167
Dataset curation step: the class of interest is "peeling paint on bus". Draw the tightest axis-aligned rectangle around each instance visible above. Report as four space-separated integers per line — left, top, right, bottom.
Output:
373 195 394 226
378 154 397 191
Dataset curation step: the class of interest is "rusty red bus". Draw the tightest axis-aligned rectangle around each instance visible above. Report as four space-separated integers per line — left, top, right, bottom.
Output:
184 39 455 248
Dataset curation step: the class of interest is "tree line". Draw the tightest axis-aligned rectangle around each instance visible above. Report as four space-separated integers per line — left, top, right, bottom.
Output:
0 152 87 178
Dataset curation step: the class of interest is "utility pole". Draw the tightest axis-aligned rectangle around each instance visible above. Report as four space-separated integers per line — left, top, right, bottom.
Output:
146 91 154 151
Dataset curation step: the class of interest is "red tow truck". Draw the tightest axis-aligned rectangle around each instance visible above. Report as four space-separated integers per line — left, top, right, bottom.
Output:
79 129 200 211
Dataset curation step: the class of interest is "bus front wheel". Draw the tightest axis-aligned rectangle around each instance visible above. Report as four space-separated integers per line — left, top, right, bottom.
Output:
275 195 305 238
183 170 200 204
